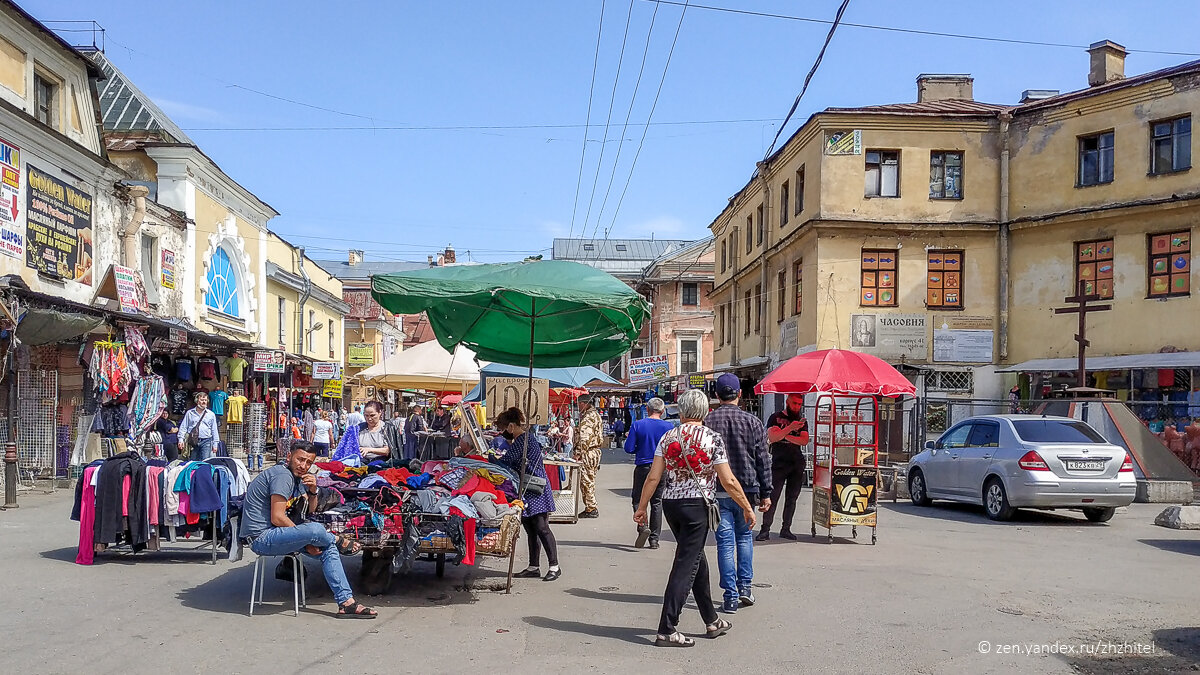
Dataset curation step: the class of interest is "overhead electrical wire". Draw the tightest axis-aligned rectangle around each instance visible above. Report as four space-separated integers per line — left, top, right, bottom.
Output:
566 0 608 242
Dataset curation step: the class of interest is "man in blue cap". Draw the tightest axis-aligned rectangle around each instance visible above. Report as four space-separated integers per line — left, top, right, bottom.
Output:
704 373 771 613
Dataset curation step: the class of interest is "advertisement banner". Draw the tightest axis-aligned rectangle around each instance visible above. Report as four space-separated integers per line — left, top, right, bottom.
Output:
169 327 187 344
829 466 878 527
849 313 927 360
322 378 343 398
628 354 670 383
344 290 383 320
688 374 706 388
25 164 92 284
253 350 285 373
313 362 340 379
112 264 144 313
485 377 549 425
824 129 862 155
161 249 176 289
347 343 375 367
0 137 23 259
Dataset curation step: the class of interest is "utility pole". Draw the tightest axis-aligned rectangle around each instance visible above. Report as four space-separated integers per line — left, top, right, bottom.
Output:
1053 280 1112 388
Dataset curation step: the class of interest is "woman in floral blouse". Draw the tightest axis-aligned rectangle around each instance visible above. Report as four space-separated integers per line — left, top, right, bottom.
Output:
635 388 755 647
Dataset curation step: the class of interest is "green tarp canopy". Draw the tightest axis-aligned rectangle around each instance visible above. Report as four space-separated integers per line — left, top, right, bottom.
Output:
370 260 649 368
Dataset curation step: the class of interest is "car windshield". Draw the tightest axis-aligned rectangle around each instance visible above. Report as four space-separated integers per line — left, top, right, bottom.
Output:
1011 419 1106 444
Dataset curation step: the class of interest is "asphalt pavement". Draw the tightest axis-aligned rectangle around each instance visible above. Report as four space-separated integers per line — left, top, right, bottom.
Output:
2 446 1199 674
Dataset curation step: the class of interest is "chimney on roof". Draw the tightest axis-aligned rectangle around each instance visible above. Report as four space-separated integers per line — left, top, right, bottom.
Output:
443 244 455 264
1020 89 1060 103
427 254 434 267
1088 40 1126 87
916 74 973 102
348 249 364 266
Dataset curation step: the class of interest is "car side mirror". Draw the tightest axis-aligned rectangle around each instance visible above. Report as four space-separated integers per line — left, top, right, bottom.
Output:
925 440 936 451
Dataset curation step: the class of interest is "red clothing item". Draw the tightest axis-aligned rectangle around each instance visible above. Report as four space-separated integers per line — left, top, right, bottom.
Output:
452 475 508 505
447 508 477 566
376 468 413 486
315 461 345 473
76 467 98 565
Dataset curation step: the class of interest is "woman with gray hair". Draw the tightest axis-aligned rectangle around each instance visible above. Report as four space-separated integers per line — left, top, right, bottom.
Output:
635 388 755 647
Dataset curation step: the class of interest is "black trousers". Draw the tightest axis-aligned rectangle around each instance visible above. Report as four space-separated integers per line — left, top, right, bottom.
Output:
631 463 663 543
522 511 559 567
659 499 719 635
761 451 805 533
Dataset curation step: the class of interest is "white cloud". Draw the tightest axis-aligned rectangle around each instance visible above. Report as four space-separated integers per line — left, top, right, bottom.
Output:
539 220 569 238
153 97 228 124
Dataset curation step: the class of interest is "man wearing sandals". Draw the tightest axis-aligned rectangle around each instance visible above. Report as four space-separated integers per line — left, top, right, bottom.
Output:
239 440 377 618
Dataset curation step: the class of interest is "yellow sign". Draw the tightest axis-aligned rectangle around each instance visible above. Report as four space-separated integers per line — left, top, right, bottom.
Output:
322 378 343 398
347 342 374 366
486 377 549 425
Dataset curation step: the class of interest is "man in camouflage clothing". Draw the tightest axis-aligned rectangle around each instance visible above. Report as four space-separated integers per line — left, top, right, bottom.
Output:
574 394 605 518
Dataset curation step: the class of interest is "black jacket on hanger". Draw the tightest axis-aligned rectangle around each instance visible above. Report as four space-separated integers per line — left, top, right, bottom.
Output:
95 452 149 549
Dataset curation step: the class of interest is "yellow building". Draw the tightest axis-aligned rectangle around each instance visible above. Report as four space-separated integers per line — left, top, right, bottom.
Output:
711 42 1199 411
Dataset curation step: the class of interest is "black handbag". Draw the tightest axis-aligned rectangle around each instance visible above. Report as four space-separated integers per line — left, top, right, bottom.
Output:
680 446 720 531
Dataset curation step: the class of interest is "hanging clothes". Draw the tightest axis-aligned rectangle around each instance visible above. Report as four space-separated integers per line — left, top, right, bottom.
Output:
128 375 167 443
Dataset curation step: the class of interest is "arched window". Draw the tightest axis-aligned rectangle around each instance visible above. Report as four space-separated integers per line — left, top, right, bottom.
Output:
205 247 240 317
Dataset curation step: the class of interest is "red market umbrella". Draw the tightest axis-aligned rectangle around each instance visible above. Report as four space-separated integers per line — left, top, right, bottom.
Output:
755 349 917 397
440 394 463 406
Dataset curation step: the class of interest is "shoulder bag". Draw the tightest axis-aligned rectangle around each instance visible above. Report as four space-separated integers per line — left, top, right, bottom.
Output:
678 434 720 531
188 410 212 447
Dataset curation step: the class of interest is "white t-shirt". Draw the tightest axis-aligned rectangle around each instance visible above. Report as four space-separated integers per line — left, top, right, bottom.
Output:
313 419 334 444
654 423 728 500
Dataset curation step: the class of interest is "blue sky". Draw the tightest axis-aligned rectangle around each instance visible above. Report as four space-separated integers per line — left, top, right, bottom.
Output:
26 0 1200 264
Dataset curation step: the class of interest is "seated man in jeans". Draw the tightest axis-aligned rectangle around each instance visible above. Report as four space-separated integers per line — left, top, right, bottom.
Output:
239 440 377 618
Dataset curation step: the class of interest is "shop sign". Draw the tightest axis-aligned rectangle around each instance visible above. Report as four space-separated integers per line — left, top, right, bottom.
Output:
169 327 187 344
313 362 340 379
829 466 878 527
628 354 670 383
824 130 862 155
688 374 706 388
348 342 375 366
161 249 176 289
112 264 144 313
933 315 994 363
254 350 285 373
25 164 92 284
322 377 343 398
777 316 799 362
486 376 549 425
0 137 23 260
849 313 927 360
344 289 383 320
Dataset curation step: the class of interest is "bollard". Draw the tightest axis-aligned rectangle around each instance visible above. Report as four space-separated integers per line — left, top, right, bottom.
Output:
2 441 16 509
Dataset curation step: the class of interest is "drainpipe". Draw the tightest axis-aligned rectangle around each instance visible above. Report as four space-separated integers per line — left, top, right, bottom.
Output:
756 161 771 359
117 184 149 268
296 246 312 356
998 110 1013 360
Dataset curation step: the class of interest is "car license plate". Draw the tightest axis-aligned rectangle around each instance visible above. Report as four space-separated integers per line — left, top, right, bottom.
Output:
1066 460 1105 471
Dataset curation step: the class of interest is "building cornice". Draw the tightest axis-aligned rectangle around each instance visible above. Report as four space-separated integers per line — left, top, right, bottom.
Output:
266 261 352 314
143 144 279 227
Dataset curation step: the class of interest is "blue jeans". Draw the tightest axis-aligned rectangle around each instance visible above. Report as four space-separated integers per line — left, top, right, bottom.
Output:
250 522 354 605
189 437 214 461
715 495 754 602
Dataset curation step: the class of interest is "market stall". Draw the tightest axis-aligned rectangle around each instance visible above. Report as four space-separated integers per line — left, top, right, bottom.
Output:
756 348 916 545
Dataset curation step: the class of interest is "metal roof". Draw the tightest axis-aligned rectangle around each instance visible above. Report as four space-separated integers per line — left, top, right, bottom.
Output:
87 51 194 144
552 238 693 262
313 259 429 281
998 351 1200 373
825 99 1006 116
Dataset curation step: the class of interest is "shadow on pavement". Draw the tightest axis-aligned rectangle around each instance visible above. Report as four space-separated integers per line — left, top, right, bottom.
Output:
40 545 229 566
608 488 633 499
885 501 1095 526
523 615 652 645
565 586 662 605
1139 539 1200 556
558 539 642 553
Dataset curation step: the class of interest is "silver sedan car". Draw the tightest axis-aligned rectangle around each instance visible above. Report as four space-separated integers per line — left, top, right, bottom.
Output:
908 414 1136 522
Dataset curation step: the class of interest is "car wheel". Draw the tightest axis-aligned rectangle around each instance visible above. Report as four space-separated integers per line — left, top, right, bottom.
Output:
908 469 932 506
1083 507 1116 523
983 478 1015 521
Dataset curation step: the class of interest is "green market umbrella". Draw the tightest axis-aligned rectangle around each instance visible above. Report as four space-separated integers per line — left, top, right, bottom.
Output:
370 260 649 368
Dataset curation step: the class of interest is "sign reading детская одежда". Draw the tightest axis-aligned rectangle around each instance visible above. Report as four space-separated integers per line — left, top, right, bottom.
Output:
628 355 670 383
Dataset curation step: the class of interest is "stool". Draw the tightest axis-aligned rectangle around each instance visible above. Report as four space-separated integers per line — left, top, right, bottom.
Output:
249 553 306 616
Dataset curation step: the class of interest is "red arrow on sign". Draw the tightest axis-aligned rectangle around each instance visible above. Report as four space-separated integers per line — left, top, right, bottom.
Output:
8 194 15 221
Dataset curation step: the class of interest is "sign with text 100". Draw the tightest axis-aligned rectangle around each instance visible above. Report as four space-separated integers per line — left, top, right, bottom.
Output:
485 377 549 425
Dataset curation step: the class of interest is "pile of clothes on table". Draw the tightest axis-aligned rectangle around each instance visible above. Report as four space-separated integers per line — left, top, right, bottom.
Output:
308 454 524 572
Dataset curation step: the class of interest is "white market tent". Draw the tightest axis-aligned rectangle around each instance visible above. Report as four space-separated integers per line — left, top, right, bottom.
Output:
356 340 484 392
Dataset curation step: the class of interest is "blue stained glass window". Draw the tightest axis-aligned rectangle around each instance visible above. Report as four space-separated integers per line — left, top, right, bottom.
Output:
205 247 240 316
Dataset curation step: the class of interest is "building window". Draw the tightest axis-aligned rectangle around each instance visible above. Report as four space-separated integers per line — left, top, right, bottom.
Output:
745 215 752 254
860 249 898 307
929 151 963 199
139 233 160 305
780 181 789 226
680 339 698 375
927 370 973 393
753 283 762 333
794 259 803 315
615 244 627 251
717 305 725 347
681 282 698 306
865 150 899 197
1148 231 1190 297
328 322 335 358
926 250 963 308
278 297 286 345
1074 239 1115 299
1078 131 1114 186
720 239 727 272
743 291 751 336
204 247 240 317
34 73 57 127
756 204 764 245
795 165 805 215
777 270 786 321
582 243 594 251
1150 116 1191 175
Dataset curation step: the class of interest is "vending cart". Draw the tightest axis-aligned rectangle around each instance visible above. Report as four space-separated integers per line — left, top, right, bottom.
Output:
811 393 879 544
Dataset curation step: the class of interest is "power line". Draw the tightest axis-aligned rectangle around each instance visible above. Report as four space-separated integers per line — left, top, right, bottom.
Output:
179 118 782 132
580 0 638 242
764 0 850 159
640 0 1200 57
567 0 608 243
